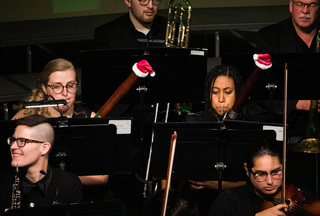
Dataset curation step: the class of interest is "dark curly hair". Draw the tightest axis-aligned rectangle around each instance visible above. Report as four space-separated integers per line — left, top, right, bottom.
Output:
204 65 243 117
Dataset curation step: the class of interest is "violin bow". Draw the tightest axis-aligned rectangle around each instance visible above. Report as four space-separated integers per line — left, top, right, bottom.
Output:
161 131 177 216
282 63 288 203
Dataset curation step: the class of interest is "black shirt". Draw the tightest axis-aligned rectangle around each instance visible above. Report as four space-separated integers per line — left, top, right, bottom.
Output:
256 17 318 53
72 104 92 118
208 183 264 216
0 166 83 212
94 13 167 49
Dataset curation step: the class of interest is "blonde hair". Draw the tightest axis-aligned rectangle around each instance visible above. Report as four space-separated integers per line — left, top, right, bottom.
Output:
21 58 76 117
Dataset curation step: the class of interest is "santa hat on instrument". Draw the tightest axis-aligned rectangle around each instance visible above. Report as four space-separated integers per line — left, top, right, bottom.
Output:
253 54 272 70
132 60 156 78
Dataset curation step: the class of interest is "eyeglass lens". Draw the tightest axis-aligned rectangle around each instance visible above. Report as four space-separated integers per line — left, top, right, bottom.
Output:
49 83 77 94
139 0 161 6
8 137 26 147
251 169 282 181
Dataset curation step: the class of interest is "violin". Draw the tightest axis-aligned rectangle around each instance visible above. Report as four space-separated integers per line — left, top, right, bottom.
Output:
259 184 320 216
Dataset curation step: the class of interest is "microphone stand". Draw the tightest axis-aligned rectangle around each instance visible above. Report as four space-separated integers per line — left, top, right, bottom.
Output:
45 95 68 171
45 95 68 128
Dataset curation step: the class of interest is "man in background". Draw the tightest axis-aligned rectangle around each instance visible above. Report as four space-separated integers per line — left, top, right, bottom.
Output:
94 0 167 49
256 0 320 53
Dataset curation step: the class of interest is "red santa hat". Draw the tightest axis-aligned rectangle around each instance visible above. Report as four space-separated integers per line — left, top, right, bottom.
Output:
253 54 272 70
132 60 155 78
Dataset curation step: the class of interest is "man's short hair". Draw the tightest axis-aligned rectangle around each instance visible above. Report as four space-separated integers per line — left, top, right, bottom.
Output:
15 115 55 147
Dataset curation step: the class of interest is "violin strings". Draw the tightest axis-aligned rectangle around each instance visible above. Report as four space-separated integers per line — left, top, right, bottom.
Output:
290 205 313 216
273 198 312 216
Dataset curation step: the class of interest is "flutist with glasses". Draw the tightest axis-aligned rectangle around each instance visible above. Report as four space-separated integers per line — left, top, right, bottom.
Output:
12 58 96 119
0 115 83 212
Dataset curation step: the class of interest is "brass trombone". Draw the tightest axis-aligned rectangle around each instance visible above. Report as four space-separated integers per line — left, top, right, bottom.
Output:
165 0 191 48
291 100 320 153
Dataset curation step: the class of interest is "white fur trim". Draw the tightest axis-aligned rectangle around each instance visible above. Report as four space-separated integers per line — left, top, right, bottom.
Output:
132 63 148 78
253 54 272 70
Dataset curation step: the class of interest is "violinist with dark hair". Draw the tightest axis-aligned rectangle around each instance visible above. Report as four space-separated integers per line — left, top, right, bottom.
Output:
208 136 320 216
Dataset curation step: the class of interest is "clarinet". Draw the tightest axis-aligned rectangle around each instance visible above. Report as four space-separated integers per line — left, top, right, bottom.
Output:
11 165 21 209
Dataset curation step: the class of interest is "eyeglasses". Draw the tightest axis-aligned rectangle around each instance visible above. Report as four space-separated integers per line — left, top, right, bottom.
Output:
292 1 319 8
250 168 282 182
8 137 45 148
138 0 162 6
46 82 78 94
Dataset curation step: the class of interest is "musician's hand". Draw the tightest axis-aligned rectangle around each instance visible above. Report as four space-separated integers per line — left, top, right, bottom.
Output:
256 203 288 216
189 180 216 190
189 180 245 190
295 100 320 112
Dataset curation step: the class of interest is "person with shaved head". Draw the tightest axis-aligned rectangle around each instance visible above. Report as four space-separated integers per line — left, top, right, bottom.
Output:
0 115 83 212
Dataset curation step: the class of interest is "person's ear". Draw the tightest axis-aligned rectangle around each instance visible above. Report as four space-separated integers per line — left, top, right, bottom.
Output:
289 0 293 14
41 84 48 95
125 0 131 7
244 163 249 177
40 142 51 156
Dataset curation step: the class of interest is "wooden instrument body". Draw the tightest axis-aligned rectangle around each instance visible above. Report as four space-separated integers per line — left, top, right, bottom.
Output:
96 72 138 118
259 184 320 216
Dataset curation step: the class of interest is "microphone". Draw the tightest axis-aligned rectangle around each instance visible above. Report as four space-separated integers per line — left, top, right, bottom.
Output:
39 170 60 205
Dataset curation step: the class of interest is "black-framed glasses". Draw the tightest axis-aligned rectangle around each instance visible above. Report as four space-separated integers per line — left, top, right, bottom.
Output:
250 168 282 182
8 137 45 148
46 82 78 94
292 1 319 8
138 0 162 6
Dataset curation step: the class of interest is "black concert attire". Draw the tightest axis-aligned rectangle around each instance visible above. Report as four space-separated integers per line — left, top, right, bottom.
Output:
94 13 167 49
0 166 83 212
72 104 92 118
208 182 263 216
256 18 318 53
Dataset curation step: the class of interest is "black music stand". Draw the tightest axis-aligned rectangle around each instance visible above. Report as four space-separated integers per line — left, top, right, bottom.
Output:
50 117 133 175
222 52 320 100
48 117 134 176
150 122 278 192
81 48 208 179
49 118 116 175
81 47 207 108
